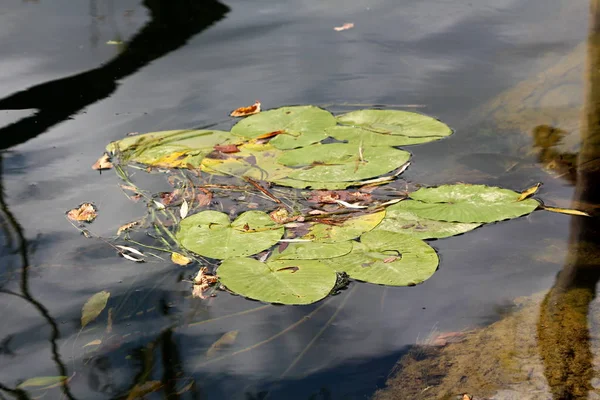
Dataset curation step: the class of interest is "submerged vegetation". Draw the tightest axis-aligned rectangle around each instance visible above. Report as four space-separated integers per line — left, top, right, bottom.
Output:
69 105 583 305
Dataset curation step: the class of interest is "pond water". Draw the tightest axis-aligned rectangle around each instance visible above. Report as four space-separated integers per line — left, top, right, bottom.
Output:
0 1 596 399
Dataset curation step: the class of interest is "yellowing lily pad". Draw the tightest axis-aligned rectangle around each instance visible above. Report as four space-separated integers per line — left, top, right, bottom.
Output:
176 211 284 259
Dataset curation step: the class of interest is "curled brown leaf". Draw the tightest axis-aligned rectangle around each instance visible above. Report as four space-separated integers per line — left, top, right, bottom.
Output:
67 203 98 223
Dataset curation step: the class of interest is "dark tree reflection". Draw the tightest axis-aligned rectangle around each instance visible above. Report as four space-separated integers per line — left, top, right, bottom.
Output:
537 1 600 398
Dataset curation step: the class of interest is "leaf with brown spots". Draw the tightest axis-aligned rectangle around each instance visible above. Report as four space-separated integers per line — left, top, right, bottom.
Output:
67 203 98 223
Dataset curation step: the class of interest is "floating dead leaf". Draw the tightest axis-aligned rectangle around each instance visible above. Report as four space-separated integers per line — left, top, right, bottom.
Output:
255 130 286 140
180 199 189 219
83 339 102 348
92 153 113 170
192 267 218 299
67 203 98 223
154 200 166 210
159 189 181 206
126 381 163 400
542 205 591 217
269 208 298 224
196 189 213 207
206 331 239 358
106 40 123 45
115 245 145 262
214 144 240 153
518 182 542 201
334 22 354 31
383 256 399 263
230 101 261 117
117 220 140 235
81 291 110 328
334 199 367 209
171 252 192 266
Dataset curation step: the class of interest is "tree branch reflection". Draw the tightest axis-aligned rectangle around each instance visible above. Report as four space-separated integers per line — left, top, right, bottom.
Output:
0 0 230 150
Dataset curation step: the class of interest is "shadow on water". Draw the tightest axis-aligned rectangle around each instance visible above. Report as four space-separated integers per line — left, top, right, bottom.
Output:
537 1 600 398
0 0 229 150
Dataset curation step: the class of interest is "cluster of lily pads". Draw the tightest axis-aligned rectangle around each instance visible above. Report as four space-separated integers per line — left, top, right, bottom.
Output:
106 106 539 305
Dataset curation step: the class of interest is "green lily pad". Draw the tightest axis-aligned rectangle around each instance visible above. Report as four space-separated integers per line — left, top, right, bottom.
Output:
231 105 336 149
325 230 439 286
336 110 453 138
404 184 539 223
373 201 481 239
217 258 337 305
278 143 411 182
176 211 284 259
270 241 353 260
107 129 236 168
271 178 354 190
304 211 385 243
326 126 443 147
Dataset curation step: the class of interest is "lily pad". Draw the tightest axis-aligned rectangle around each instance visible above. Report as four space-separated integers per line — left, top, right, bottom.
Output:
303 211 385 243
270 241 353 260
325 230 439 286
373 201 481 239
326 126 443 147
231 105 337 149
107 129 236 168
405 184 539 223
176 211 284 259
278 143 411 182
217 258 337 305
336 110 452 138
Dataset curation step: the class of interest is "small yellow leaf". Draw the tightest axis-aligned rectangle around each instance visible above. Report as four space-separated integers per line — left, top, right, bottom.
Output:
171 252 192 266
81 291 110 328
543 206 591 217
180 199 189 219
206 331 239 358
83 339 102 348
518 182 542 201
230 101 261 117
17 376 67 389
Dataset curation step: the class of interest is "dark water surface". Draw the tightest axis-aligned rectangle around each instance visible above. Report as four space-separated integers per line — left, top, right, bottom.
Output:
0 1 593 399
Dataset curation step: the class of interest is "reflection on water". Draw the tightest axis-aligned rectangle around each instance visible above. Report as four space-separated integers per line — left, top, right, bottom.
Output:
538 1 600 398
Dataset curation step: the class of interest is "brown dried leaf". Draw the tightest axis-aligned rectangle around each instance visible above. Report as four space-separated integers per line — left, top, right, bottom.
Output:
269 208 298 224
383 256 398 263
67 203 98 223
255 130 286 140
92 153 113 170
214 144 240 153
196 189 213 207
192 267 218 299
117 220 140 235
230 101 261 117
334 22 354 31
543 206 591 217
